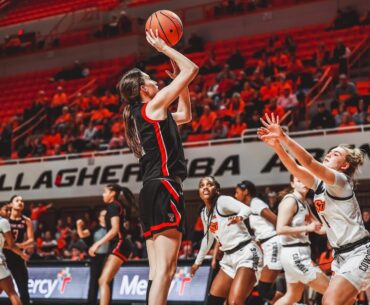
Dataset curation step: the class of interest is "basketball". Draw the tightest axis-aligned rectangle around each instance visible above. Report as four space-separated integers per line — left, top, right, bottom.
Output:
145 10 183 47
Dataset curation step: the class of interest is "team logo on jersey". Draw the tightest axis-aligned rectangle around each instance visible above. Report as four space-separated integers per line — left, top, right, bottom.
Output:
209 221 218 234
314 199 326 213
168 213 175 222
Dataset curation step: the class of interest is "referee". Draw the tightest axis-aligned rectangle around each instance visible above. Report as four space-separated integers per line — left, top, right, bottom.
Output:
76 209 108 305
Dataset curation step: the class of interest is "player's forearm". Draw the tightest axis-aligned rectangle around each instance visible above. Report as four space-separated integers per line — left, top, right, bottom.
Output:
17 238 34 249
162 45 198 75
281 133 314 168
177 87 191 121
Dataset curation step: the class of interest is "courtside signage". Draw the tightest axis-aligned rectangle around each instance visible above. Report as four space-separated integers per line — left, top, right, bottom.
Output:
0 267 90 300
0 131 369 199
112 265 210 302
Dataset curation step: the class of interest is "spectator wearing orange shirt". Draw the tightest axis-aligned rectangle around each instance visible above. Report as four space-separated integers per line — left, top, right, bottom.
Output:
100 90 119 112
240 81 255 103
260 77 278 102
31 203 53 232
228 114 247 138
42 127 62 148
90 104 113 124
263 98 285 119
55 106 72 130
197 105 217 133
52 86 68 108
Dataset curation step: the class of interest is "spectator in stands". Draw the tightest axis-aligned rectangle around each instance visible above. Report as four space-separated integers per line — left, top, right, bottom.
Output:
336 111 356 129
211 119 228 139
199 49 221 74
331 40 351 74
312 43 330 68
96 118 112 144
332 6 360 29
260 77 278 102
240 81 256 103
90 103 112 124
284 34 296 54
197 105 217 133
228 114 247 137
277 85 299 111
32 137 46 156
38 231 58 259
104 16 120 37
226 92 245 119
30 203 53 232
100 90 119 112
246 110 262 129
52 60 90 82
310 102 336 130
55 106 72 130
227 47 245 69
119 11 132 33
108 131 125 149
333 74 358 114
186 32 204 53
51 86 68 117
217 64 236 81
0 122 12 158
66 231 87 258
261 56 277 78
82 122 97 148
179 241 195 260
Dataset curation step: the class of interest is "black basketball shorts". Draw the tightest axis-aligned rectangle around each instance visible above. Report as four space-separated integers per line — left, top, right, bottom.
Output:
139 178 186 240
109 238 132 262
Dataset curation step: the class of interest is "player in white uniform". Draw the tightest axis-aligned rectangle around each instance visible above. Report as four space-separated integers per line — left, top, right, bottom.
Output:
234 180 283 304
258 113 370 305
274 175 329 305
0 202 29 305
191 176 263 305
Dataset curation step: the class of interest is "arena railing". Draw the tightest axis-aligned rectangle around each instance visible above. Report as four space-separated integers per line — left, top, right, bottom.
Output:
10 78 97 150
2 124 370 166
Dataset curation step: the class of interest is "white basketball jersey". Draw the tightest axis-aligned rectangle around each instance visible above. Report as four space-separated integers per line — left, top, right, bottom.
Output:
201 195 252 251
280 194 311 246
313 177 369 248
0 217 11 263
249 197 276 240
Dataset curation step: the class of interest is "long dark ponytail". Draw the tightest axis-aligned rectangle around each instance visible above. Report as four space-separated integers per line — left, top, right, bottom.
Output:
106 184 137 219
117 68 145 158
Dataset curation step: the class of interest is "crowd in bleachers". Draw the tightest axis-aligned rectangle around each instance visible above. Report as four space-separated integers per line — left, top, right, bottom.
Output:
1 23 367 159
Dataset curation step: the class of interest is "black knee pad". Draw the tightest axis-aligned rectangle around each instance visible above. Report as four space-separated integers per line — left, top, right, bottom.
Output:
206 294 225 305
275 274 286 294
257 281 276 301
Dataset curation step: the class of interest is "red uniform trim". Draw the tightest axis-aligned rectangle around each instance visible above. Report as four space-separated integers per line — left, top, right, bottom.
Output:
141 104 169 176
161 180 180 202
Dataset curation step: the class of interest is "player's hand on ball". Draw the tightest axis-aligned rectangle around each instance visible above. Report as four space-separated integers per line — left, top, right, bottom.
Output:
190 263 200 277
228 215 243 226
146 29 168 53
